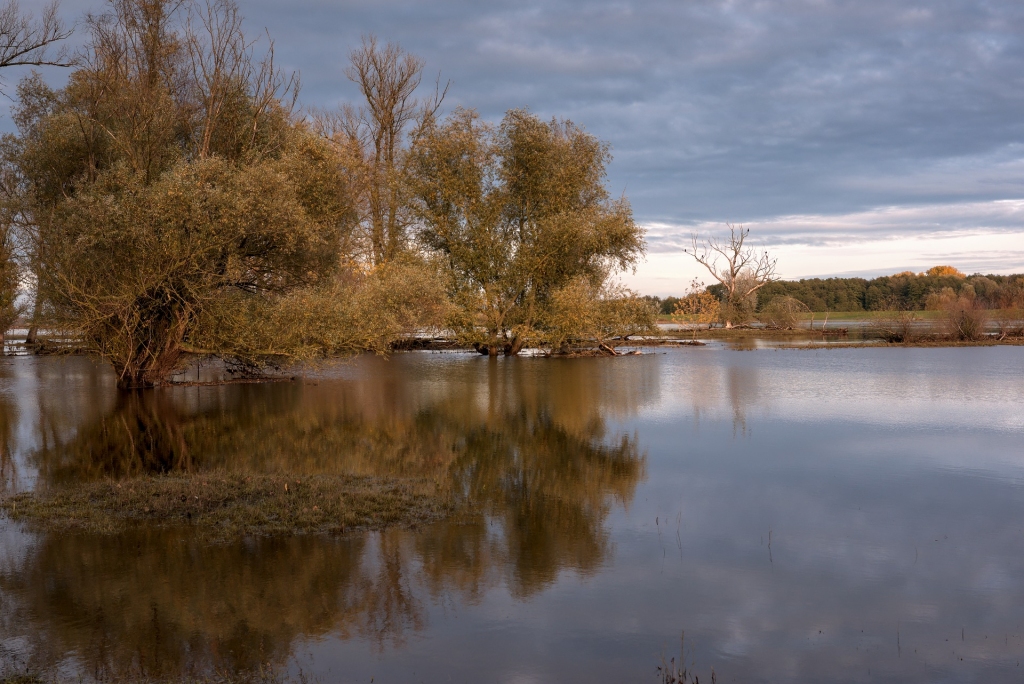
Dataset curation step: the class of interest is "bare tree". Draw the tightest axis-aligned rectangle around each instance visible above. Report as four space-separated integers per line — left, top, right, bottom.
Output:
685 224 777 328
0 0 72 70
185 0 299 161
331 35 447 264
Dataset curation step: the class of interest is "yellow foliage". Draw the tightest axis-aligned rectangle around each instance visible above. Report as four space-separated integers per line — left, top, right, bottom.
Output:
925 265 965 278
672 280 720 325
672 280 720 338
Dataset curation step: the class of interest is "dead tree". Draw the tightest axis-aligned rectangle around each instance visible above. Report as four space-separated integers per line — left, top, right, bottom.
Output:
684 224 777 328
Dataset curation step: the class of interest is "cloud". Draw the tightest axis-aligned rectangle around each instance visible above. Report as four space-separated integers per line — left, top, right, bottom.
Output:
643 199 1024 252
8 0 1024 286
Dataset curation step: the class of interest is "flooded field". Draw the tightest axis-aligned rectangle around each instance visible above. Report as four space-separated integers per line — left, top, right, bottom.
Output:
1 346 1023 682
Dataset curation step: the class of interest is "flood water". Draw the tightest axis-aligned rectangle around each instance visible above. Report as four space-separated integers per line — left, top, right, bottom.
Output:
1 345 1023 683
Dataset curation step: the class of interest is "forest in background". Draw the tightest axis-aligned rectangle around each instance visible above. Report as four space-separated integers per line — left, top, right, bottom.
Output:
651 268 1024 314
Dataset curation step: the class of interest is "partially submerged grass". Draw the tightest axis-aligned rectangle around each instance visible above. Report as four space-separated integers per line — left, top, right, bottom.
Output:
0 473 452 540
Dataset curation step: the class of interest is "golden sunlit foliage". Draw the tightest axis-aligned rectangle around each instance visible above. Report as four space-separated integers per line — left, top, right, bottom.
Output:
925 265 965 278
2 3 649 374
2 0 365 387
411 107 648 355
672 278 720 339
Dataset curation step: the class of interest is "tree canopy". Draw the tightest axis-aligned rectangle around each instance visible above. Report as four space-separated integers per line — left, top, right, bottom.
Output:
0 1 650 380
411 108 649 355
3 0 356 387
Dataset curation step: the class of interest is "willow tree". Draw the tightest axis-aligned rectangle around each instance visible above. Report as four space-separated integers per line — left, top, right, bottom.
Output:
3 0 358 387
411 108 648 356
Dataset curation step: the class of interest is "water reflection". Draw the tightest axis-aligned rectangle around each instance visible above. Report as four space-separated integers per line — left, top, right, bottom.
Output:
0 354 652 678
2 349 1024 682
0 391 16 492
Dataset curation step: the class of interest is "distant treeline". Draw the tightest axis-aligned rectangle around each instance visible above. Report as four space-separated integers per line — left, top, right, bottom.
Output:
650 272 1024 314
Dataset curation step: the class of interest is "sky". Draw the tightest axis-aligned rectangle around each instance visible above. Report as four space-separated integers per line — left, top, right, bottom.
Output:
9 0 1024 295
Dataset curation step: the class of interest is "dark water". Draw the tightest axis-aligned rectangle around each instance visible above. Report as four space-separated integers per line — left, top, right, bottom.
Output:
1 346 1023 683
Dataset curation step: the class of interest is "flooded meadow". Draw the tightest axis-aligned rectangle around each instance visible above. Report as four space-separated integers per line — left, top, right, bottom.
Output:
1 344 1023 682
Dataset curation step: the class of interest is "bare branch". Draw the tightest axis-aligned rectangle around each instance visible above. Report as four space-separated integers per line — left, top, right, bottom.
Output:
683 224 778 327
341 35 440 264
0 0 73 71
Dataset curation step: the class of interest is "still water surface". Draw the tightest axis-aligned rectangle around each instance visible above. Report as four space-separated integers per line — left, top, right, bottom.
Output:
1 346 1023 682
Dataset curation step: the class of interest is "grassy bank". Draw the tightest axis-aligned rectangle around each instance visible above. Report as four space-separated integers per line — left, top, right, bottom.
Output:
0 473 452 540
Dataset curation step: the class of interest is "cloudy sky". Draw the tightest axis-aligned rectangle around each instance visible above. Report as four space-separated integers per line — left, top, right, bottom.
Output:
11 0 1024 294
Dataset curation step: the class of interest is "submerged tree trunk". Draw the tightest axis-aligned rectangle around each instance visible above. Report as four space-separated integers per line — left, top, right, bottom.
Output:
114 345 186 389
110 303 190 389
504 336 524 356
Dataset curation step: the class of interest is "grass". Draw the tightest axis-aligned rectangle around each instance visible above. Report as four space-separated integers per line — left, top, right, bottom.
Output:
0 472 452 541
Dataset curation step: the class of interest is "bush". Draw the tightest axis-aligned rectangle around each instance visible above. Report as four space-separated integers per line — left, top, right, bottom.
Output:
941 295 989 341
671 281 720 339
873 299 919 343
992 308 1024 339
542 279 656 353
758 296 809 329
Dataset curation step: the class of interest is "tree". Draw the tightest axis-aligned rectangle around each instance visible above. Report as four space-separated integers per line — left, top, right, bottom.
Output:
758 295 810 330
0 0 72 347
3 0 359 387
542 278 656 354
685 224 777 327
0 216 21 349
672 278 719 340
925 265 964 278
410 107 646 356
0 0 72 72
317 36 446 265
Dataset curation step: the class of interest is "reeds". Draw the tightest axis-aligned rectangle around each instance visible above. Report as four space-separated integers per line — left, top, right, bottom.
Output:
658 632 717 684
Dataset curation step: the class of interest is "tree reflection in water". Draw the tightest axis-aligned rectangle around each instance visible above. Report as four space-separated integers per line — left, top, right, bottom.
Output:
0 354 655 678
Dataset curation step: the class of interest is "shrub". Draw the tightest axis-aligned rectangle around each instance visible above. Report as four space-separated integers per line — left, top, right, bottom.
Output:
992 308 1024 339
873 298 920 343
758 296 809 329
941 295 989 341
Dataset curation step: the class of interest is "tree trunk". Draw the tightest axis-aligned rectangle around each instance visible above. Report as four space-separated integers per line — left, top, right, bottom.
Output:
25 294 41 346
504 336 525 356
